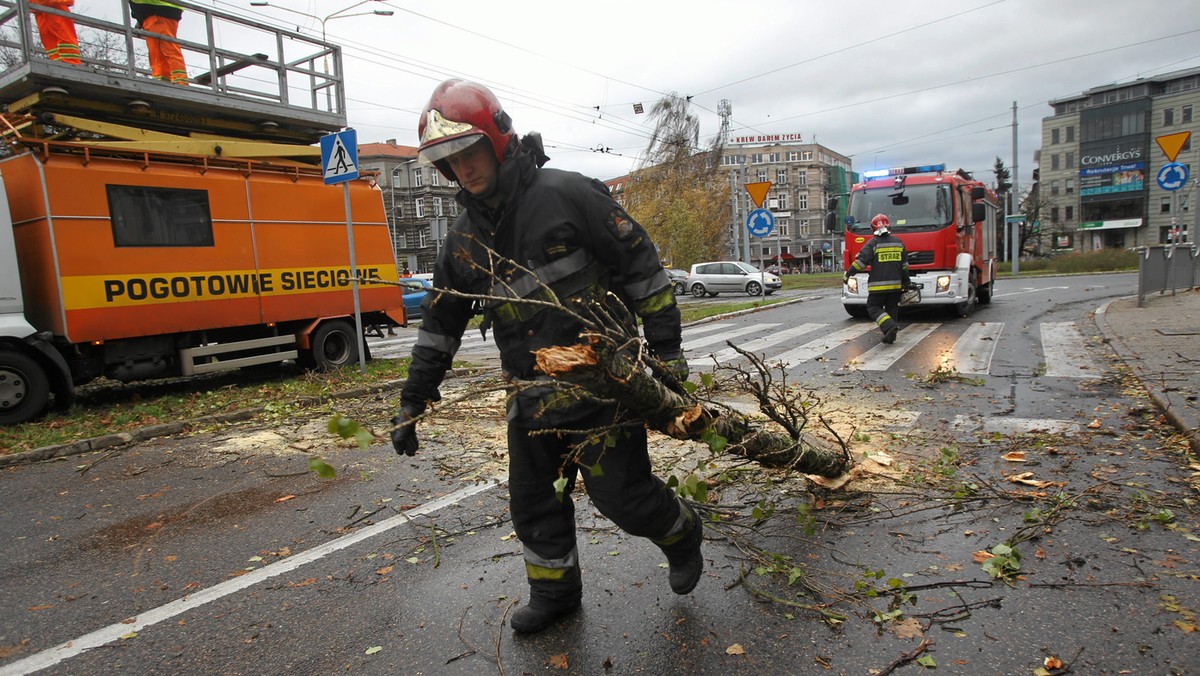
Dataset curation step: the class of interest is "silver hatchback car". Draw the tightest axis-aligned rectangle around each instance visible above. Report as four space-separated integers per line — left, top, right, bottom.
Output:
686 261 782 297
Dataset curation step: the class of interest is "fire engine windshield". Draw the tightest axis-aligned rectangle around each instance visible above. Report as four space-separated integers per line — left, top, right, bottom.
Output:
847 184 954 234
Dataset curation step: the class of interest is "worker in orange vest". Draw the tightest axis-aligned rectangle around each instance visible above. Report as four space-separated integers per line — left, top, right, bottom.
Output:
32 0 81 64
129 0 188 85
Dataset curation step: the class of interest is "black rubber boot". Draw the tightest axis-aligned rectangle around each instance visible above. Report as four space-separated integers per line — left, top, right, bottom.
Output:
510 565 582 634
655 503 704 595
881 325 897 344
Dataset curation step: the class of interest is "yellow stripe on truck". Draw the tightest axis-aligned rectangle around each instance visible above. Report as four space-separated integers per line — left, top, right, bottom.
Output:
61 265 400 310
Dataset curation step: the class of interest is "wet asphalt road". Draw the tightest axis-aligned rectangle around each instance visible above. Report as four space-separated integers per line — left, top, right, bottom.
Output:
2 273 1198 675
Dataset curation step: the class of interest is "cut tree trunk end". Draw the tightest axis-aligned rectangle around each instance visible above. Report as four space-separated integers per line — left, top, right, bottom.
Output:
534 337 849 478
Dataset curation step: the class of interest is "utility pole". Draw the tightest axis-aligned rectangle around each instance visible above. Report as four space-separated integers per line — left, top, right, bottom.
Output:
1011 101 1020 275
719 99 741 261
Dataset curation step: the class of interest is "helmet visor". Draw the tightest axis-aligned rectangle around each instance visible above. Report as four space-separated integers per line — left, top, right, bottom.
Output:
419 133 484 164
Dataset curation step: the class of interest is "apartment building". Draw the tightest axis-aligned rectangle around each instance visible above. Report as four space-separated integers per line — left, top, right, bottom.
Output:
357 140 458 276
718 140 853 269
605 140 854 270
1040 65 1199 253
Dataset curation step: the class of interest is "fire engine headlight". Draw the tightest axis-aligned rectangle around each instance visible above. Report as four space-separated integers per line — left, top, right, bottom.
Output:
847 277 859 294
936 275 951 293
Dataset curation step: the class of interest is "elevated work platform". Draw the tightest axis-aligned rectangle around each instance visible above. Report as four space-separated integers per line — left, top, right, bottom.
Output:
0 0 348 147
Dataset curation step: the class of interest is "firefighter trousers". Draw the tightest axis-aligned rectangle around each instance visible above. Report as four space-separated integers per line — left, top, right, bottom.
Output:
508 405 682 588
867 291 902 338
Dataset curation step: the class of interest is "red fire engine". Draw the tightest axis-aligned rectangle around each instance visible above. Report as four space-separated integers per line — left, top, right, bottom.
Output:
835 164 999 318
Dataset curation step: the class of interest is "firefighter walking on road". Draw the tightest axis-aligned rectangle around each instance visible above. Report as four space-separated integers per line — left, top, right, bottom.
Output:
845 213 911 344
388 80 702 635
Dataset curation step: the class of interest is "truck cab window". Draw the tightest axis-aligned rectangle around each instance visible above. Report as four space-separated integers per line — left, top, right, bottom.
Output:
107 185 214 247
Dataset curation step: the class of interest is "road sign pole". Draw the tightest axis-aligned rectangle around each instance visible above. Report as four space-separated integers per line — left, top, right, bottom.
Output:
321 128 366 375
344 182 366 375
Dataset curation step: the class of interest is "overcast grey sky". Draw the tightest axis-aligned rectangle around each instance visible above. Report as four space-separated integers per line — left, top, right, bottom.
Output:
117 1 1200 190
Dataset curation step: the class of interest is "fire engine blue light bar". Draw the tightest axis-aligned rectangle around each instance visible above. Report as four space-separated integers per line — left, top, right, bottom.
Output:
861 163 946 180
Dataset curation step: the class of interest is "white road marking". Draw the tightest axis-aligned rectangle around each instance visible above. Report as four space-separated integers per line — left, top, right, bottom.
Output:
1040 322 1100 378
705 323 828 364
684 323 778 352
771 323 876 366
848 323 941 371
0 478 507 676
953 415 1082 435
941 322 1005 375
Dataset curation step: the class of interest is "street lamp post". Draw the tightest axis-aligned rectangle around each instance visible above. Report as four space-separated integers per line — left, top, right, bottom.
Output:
249 0 393 113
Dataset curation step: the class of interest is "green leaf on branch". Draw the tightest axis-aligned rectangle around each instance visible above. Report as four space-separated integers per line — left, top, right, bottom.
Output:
553 476 569 502
701 427 727 453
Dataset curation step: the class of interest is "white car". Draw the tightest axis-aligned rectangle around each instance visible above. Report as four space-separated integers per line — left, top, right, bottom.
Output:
686 261 782 297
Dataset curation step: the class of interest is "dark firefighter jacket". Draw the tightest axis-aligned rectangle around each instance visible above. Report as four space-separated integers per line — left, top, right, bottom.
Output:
849 232 910 293
398 134 681 428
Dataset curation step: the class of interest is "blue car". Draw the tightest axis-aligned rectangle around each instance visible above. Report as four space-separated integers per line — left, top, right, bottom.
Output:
399 278 432 321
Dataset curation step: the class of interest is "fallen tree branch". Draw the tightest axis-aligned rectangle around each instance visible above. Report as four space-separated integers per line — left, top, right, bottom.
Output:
534 335 850 477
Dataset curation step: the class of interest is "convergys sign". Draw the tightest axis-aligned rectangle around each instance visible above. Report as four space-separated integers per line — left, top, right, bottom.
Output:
1080 145 1143 167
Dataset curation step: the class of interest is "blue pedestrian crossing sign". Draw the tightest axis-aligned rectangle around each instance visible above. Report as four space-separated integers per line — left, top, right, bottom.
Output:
746 208 775 238
320 129 359 185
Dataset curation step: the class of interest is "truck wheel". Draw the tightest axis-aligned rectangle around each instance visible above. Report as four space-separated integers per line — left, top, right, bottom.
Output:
977 281 993 304
304 320 360 371
746 281 763 296
844 305 868 319
0 351 51 425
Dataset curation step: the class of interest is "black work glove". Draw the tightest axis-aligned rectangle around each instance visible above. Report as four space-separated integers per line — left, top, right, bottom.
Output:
657 352 690 394
390 405 423 456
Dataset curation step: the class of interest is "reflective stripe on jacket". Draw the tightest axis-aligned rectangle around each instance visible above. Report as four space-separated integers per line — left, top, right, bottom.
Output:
850 233 909 293
400 134 680 427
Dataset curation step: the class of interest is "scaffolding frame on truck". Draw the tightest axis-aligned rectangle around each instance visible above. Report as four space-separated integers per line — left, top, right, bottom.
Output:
0 2 407 425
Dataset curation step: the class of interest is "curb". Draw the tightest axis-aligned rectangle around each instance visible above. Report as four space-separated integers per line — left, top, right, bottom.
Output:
0 378 410 469
1094 296 1200 454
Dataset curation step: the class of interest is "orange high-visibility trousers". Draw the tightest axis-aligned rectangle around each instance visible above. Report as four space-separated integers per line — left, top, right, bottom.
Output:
142 14 188 84
32 0 80 64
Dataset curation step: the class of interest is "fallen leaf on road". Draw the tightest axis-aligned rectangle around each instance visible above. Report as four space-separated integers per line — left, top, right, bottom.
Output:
1006 472 1060 488
1001 451 1026 462
376 565 394 575
972 551 995 563
726 644 745 655
892 617 924 639
275 495 296 503
547 653 569 669
1088 419 1102 429
26 605 53 612
288 578 317 588
365 646 382 655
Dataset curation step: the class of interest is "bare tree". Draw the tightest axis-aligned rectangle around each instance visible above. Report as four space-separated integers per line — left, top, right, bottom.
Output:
622 94 729 267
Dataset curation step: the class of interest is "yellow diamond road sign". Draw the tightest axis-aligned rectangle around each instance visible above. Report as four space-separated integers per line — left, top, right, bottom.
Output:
744 181 772 208
1156 131 1191 162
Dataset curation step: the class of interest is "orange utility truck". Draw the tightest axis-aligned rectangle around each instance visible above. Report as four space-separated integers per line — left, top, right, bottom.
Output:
0 3 404 424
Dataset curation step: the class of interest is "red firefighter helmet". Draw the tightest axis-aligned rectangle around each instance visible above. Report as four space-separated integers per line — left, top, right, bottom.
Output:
871 213 891 234
418 79 515 180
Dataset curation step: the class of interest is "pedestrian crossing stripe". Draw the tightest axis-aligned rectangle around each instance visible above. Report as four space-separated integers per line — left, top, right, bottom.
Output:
369 320 1103 379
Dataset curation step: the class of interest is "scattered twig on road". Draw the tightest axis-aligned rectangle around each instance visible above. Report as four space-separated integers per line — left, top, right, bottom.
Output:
876 637 933 676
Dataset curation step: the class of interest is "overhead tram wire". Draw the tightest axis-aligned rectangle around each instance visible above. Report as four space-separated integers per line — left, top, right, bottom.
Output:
849 51 1200 161
723 29 1200 154
227 1 660 149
